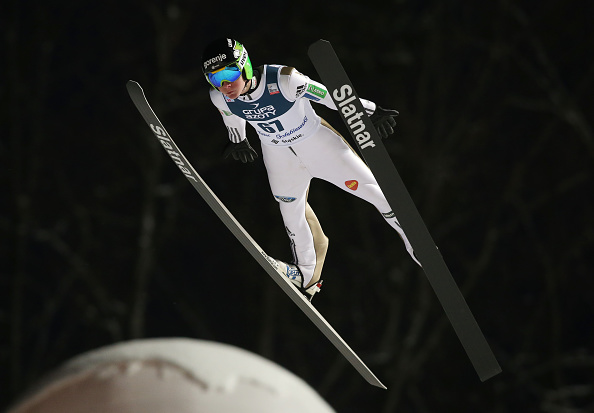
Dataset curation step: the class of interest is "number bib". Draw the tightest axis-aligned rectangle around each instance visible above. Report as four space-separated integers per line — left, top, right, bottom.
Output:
225 65 320 146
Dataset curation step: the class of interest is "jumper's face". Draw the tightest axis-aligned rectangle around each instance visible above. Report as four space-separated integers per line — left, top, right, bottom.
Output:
217 75 246 100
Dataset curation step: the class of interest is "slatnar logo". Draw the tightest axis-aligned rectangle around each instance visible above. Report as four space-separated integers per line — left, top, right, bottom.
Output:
149 123 198 183
332 85 376 150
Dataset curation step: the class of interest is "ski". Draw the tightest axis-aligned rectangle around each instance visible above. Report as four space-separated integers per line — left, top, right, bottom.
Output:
308 40 501 382
126 80 386 389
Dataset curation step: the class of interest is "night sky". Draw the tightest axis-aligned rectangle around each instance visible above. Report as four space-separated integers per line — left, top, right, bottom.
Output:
3 1 594 412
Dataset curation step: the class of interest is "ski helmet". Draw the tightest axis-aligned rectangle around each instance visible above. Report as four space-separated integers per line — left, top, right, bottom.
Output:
202 38 253 88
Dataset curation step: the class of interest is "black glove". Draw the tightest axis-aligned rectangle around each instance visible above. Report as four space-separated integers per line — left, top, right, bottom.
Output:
223 139 258 163
370 106 399 139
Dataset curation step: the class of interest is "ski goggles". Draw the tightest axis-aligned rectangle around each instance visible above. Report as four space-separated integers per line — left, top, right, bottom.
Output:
207 65 242 87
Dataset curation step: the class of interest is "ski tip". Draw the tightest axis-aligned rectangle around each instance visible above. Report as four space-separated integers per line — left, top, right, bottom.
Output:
308 39 331 54
126 81 145 98
478 365 503 382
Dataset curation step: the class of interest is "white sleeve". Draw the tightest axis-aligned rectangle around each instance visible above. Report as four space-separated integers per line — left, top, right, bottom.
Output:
209 89 248 143
280 67 377 115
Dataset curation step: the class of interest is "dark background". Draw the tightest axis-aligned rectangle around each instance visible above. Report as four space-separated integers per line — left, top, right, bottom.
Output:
2 1 593 412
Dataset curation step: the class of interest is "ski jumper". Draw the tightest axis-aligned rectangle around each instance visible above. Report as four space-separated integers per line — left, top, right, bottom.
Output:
209 65 420 286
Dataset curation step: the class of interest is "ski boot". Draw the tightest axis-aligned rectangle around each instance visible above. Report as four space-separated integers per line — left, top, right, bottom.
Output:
275 259 323 301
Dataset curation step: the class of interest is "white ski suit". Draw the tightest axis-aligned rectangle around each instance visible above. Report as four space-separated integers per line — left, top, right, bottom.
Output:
209 64 419 287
